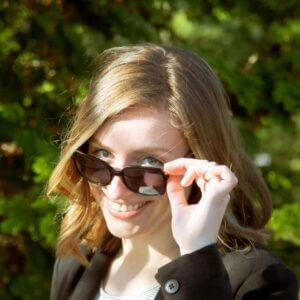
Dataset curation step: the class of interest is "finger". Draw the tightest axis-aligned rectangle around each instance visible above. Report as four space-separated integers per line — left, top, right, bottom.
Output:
166 175 188 214
195 173 221 192
181 163 220 186
180 167 198 187
204 171 215 181
164 158 208 175
206 161 218 167
196 176 206 192
205 165 238 184
215 166 235 181
207 176 221 184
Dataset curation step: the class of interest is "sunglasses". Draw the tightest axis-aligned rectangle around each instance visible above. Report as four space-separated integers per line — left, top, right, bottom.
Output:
72 150 169 196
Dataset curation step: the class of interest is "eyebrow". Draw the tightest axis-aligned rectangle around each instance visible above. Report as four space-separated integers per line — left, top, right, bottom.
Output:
130 147 173 156
88 141 173 156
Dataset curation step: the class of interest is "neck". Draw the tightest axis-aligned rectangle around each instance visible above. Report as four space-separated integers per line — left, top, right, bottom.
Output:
115 225 180 269
122 235 179 260
102 226 180 294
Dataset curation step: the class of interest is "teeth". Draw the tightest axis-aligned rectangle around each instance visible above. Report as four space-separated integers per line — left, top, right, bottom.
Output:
110 202 146 212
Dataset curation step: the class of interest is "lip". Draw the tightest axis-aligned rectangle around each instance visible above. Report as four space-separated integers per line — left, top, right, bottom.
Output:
106 200 151 220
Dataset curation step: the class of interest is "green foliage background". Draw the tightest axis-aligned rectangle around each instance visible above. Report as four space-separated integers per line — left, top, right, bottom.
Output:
0 0 299 298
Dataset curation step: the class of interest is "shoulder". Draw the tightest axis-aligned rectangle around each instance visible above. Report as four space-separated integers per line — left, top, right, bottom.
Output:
223 246 299 299
156 244 298 299
50 246 90 300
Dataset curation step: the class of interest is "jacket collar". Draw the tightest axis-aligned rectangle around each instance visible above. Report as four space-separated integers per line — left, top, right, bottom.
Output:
70 249 164 300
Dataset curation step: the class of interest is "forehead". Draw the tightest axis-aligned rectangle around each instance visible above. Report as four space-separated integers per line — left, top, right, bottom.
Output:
91 106 188 155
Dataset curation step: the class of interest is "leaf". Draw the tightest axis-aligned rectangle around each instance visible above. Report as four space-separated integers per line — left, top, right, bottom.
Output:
268 203 300 246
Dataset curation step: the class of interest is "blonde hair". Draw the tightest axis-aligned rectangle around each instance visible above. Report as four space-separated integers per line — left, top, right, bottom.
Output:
47 43 272 264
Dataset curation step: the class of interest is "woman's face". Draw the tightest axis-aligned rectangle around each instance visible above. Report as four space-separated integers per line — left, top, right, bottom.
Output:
88 106 189 240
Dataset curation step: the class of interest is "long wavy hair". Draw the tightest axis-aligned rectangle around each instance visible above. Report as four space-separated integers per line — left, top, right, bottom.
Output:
47 43 272 265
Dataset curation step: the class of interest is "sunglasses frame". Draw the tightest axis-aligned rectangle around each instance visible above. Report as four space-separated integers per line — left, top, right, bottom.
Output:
72 150 169 195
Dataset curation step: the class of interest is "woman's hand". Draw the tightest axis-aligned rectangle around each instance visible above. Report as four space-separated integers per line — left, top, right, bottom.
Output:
164 158 238 255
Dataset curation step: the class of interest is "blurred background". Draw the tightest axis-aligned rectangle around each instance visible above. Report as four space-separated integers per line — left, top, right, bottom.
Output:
0 0 299 299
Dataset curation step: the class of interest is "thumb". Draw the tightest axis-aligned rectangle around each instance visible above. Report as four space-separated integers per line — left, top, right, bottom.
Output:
166 175 187 215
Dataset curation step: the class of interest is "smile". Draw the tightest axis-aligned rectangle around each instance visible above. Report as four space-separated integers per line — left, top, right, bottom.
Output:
107 200 151 220
110 201 147 212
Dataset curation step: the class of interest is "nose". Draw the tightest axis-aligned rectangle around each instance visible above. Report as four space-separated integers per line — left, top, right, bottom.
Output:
102 171 132 200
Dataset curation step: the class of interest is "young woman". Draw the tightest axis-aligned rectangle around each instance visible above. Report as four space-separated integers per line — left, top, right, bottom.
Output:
48 44 298 300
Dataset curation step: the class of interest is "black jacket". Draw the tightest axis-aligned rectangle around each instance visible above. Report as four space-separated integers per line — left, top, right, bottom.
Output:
50 244 298 300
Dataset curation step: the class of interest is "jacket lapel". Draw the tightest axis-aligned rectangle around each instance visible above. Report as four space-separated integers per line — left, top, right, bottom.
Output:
71 251 111 300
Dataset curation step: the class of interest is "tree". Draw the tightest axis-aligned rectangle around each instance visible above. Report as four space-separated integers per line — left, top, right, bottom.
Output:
0 1 299 298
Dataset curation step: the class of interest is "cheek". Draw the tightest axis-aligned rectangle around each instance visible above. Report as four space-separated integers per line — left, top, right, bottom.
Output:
152 195 173 226
156 194 171 213
89 184 103 204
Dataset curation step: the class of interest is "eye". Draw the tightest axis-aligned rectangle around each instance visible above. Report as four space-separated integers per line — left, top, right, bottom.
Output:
94 149 111 159
142 157 163 167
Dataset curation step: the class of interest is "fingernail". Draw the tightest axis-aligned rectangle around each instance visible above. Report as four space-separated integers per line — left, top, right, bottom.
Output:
180 178 187 186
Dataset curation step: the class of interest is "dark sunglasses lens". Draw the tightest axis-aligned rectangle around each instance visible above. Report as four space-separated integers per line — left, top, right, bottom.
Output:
123 168 166 195
74 153 111 185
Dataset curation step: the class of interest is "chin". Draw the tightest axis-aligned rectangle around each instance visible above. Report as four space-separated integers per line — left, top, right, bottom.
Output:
105 221 144 239
101 208 143 239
